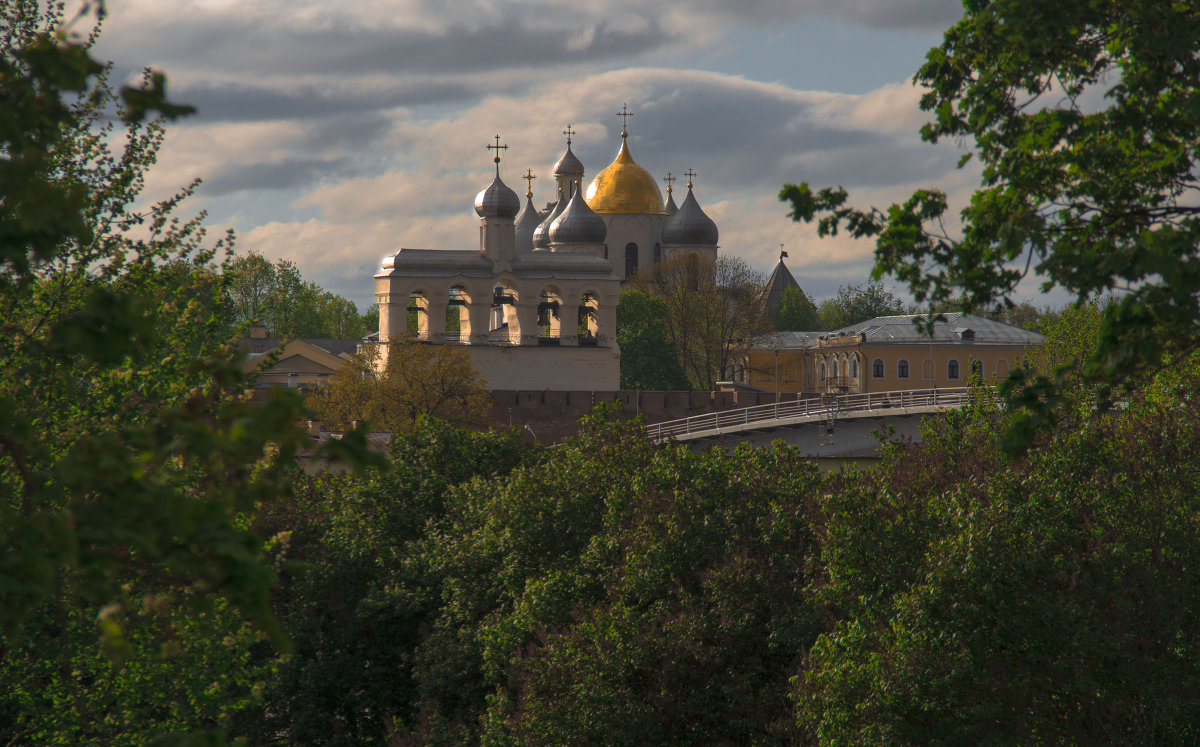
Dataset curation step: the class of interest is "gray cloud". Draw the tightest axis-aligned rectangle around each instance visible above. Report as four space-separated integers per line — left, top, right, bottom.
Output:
101 14 675 80
669 0 961 30
200 157 357 196
301 113 395 151
175 79 478 123
530 72 947 198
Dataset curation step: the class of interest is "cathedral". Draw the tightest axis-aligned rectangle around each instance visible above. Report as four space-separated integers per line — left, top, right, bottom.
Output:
373 110 720 391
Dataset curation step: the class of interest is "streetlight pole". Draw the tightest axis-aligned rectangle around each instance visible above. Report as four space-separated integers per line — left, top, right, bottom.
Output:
774 348 780 403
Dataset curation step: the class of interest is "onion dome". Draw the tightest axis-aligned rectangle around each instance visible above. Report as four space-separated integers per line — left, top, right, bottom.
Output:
553 144 585 178
514 193 541 252
550 190 607 245
662 185 718 245
664 190 678 216
474 175 520 218
532 188 568 249
585 134 664 214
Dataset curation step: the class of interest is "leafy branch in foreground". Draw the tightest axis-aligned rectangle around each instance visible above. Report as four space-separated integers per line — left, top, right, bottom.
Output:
0 5 368 741
781 0 1200 444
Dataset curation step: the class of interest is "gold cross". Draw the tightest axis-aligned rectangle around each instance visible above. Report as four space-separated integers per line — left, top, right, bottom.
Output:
487 134 508 175
663 172 676 194
522 169 536 198
684 168 697 189
562 124 576 145
616 103 633 135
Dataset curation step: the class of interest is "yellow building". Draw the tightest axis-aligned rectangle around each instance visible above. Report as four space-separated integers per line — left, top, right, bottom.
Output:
743 313 1044 396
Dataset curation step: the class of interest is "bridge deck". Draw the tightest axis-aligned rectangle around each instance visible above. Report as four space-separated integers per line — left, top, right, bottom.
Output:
647 387 975 443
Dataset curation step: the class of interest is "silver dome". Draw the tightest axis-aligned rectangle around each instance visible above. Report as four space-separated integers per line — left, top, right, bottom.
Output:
550 190 607 246
553 144 585 177
532 189 568 249
514 194 541 252
664 191 678 216
474 175 520 219
662 187 718 245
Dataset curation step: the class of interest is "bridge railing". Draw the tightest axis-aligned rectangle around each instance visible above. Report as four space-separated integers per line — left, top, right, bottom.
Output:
645 387 977 442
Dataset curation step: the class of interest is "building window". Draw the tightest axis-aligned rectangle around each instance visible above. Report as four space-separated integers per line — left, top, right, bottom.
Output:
970 359 983 378
624 243 638 278
653 242 662 264
851 358 858 378
898 359 910 379
818 359 826 380
947 359 960 379
872 358 884 378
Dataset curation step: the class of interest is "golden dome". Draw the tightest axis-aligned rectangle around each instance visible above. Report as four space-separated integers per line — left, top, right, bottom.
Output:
584 136 664 214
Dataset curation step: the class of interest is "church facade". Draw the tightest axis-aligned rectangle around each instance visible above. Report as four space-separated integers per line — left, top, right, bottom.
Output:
373 114 720 391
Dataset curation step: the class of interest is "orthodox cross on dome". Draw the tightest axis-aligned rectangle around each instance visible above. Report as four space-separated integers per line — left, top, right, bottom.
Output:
684 168 697 189
663 171 675 194
487 134 508 176
522 169 536 198
562 123 576 146
616 103 633 137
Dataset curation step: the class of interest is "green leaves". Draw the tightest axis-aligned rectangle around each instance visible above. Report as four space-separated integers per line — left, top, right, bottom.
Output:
615 289 691 390
799 365 1200 742
771 285 822 331
816 279 909 330
0 7 371 742
782 0 1200 446
50 286 158 365
120 70 196 124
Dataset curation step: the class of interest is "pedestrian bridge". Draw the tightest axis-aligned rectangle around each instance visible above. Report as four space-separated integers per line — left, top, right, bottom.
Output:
646 387 976 456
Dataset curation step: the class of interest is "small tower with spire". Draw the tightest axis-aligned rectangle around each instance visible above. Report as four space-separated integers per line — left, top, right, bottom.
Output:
763 245 801 312
514 169 541 253
474 135 520 266
552 124 585 199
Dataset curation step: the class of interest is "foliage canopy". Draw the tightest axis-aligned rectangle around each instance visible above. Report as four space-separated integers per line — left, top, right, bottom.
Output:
630 255 770 389
308 338 491 433
614 289 691 390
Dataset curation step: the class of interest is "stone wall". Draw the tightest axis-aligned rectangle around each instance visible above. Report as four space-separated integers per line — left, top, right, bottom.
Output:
488 389 814 443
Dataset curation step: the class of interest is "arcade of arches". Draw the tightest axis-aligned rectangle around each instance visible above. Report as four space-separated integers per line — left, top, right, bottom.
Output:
374 117 719 391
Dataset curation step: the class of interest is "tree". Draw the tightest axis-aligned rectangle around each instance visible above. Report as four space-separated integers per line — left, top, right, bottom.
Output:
797 359 1200 743
309 338 491 433
361 302 380 334
242 421 530 744
816 279 909 329
631 255 771 389
0 5 365 741
782 0 1200 425
223 251 366 338
615 289 691 391
771 285 822 331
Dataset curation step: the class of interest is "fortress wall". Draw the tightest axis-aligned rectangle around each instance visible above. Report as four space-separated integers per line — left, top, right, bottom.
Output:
486 389 817 443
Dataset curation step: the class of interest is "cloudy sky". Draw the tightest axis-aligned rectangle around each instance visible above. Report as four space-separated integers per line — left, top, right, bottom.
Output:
90 0 994 310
